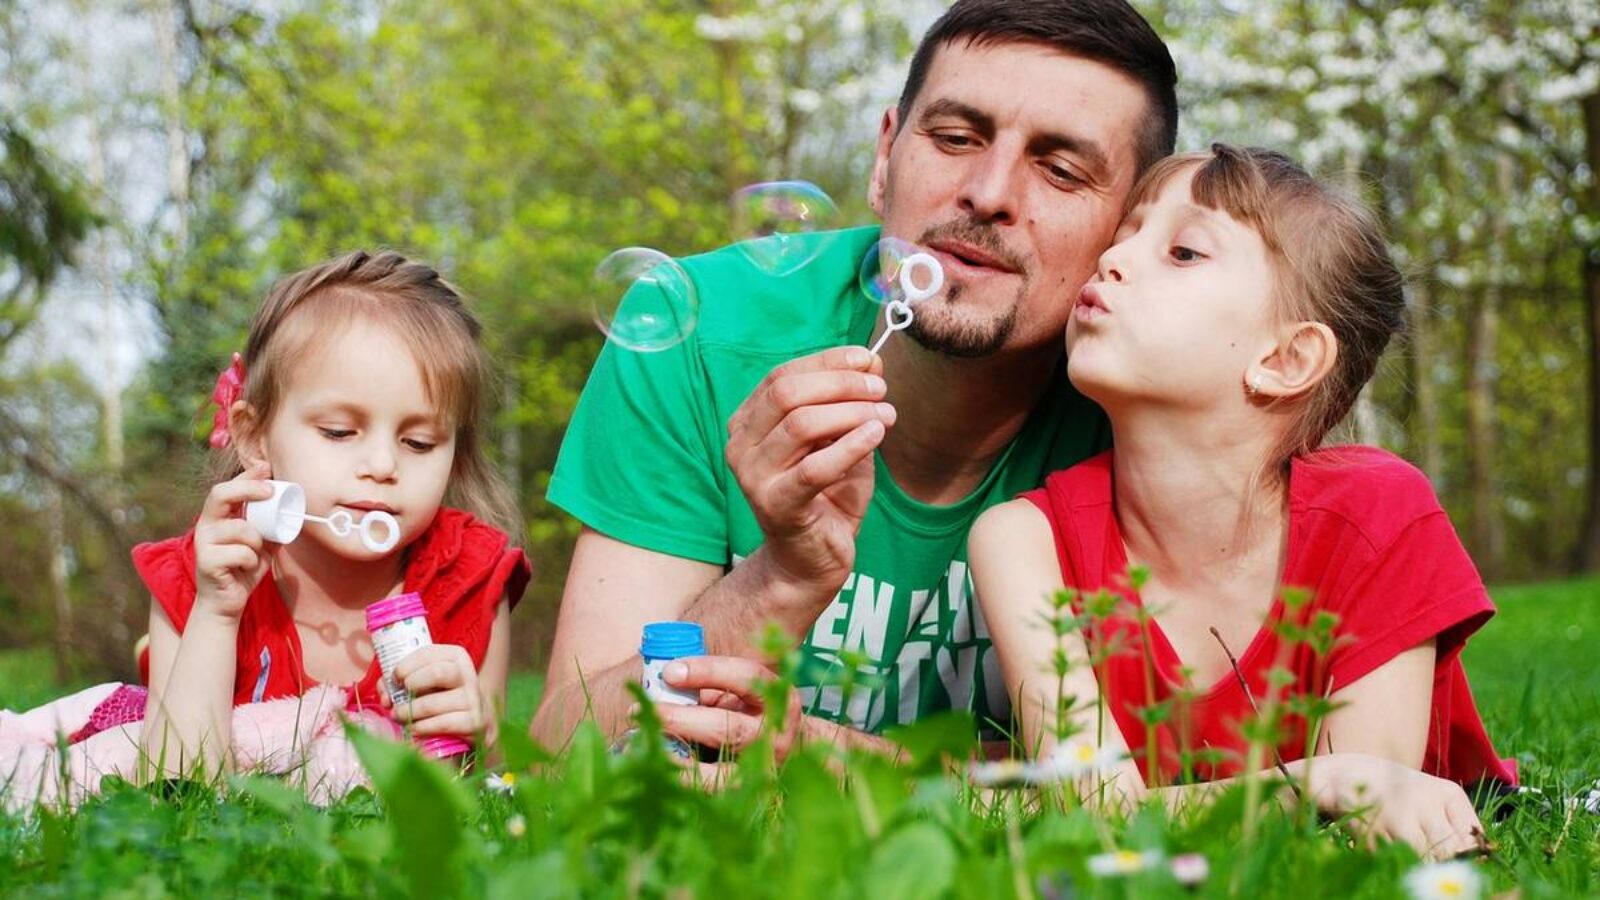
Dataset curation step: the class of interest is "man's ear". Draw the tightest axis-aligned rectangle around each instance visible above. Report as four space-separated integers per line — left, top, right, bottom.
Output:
867 107 898 218
1249 322 1338 400
229 401 271 474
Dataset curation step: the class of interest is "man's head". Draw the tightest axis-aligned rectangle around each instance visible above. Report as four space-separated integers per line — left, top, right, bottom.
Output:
868 0 1177 359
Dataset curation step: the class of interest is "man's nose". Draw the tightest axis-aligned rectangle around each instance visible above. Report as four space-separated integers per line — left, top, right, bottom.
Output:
956 147 1021 226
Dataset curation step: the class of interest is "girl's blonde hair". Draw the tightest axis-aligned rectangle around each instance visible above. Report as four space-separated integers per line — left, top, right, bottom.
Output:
1125 143 1406 475
216 250 523 540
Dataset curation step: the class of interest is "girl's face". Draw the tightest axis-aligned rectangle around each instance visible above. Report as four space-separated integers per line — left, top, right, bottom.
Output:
250 318 456 561
1065 164 1278 410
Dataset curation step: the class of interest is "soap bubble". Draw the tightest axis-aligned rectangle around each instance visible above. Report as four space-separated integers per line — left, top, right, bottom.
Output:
731 181 840 276
858 236 944 306
590 248 699 352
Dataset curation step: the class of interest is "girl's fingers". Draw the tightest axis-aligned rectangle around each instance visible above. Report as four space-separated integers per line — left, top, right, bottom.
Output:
201 474 276 522
202 545 261 576
409 709 481 737
398 659 470 696
203 518 265 551
391 687 470 723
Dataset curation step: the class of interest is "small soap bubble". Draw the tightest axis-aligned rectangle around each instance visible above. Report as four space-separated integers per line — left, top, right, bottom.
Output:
591 248 700 352
858 236 942 305
731 181 840 276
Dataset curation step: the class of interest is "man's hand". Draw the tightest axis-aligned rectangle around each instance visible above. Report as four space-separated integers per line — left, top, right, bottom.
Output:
725 347 894 610
654 656 804 772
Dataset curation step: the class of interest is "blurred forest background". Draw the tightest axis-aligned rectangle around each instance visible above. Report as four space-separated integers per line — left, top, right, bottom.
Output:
1 0 1595 682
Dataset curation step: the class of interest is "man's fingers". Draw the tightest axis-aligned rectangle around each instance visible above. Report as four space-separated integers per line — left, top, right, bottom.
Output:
662 656 776 707
730 350 885 444
745 402 894 474
762 419 886 514
658 704 763 750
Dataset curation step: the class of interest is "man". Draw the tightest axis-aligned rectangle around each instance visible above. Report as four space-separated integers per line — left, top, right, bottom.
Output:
533 0 1178 758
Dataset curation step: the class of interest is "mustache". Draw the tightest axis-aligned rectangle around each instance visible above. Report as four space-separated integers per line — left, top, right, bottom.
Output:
915 217 1029 275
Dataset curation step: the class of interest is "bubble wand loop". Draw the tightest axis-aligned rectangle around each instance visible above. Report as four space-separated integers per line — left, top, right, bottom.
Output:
868 251 944 356
246 481 402 554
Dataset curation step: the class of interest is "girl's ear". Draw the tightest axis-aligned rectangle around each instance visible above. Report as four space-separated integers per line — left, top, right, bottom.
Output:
1249 322 1338 400
229 401 271 474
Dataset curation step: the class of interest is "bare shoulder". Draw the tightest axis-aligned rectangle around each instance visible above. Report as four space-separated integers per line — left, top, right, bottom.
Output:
971 498 1053 551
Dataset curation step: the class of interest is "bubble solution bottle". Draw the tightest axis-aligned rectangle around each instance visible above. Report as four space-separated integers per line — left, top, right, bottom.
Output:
365 592 472 760
638 622 705 759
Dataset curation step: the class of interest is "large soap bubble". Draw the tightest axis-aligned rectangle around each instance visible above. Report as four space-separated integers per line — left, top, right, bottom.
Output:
731 181 840 276
590 248 700 352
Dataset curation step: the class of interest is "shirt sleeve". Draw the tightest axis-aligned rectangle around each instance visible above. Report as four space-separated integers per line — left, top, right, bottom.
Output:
1324 510 1495 693
131 532 198 633
546 286 730 566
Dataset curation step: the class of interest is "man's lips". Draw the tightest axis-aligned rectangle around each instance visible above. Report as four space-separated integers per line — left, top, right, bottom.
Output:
925 239 1021 275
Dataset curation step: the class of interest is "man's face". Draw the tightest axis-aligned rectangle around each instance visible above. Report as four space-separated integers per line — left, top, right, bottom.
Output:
869 39 1151 358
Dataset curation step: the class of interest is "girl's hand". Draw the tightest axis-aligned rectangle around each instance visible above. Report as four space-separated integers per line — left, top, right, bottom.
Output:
1311 752 1487 860
193 463 276 621
386 643 487 738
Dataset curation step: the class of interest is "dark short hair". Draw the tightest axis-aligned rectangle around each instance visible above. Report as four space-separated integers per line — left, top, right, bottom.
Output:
897 0 1178 175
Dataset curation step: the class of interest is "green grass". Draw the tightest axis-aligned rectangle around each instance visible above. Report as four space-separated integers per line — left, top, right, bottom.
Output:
1 579 1596 898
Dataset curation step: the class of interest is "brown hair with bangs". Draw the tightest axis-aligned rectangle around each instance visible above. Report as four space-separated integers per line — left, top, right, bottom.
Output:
216 250 523 540
1126 143 1406 475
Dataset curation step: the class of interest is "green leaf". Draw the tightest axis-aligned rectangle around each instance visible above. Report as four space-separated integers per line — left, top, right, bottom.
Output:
347 725 479 897
884 711 978 776
864 822 956 900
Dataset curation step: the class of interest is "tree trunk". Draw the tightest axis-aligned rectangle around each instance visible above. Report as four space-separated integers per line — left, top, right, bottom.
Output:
1578 90 1600 572
1409 279 1445 484
1465 152 1512 581
78 8 131 648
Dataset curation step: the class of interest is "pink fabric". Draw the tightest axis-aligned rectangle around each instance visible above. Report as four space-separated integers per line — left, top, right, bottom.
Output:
67 685 149 743
1 684 399 812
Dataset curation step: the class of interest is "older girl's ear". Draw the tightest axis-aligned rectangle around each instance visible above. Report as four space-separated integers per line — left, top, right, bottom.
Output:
1248 322 1337 399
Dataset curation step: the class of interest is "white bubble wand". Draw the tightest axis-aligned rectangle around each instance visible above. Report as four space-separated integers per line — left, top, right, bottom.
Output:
868 251 944 355
245 480 402 554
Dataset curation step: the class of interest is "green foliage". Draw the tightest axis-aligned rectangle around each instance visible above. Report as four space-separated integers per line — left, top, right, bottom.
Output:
0 579 1596 897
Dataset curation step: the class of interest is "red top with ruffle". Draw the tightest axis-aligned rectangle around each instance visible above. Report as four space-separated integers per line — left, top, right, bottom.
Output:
131 508 530 712
1021 447 1516 787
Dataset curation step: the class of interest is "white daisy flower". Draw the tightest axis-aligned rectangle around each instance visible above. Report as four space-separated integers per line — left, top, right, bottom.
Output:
1169 853 1209 885
1087 849 1163 878
1403 860 1484 900
1045 739 1127 779
970 758 1039 788
485 772 519 794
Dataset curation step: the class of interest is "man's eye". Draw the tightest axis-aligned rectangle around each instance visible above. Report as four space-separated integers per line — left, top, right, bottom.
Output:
1044 163 1085 188
319 427 354 440
1171 246 1205 263
932 132 977 150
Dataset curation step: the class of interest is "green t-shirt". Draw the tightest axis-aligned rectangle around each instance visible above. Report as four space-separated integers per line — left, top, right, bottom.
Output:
549 225 1109 736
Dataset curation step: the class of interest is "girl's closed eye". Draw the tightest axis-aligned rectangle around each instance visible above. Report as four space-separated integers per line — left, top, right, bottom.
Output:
318 426 355 440
402 437 438 453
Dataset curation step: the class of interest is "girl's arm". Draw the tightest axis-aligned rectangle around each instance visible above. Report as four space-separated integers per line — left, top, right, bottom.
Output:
969 499 1483 859
140 467 274 780
141 603 239 779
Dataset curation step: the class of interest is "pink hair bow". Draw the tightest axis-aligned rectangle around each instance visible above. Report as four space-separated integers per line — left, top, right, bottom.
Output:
208 352 246 449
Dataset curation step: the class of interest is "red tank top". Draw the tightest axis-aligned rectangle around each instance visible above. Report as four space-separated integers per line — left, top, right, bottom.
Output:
1021 448 1516 787
132 507 530 712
